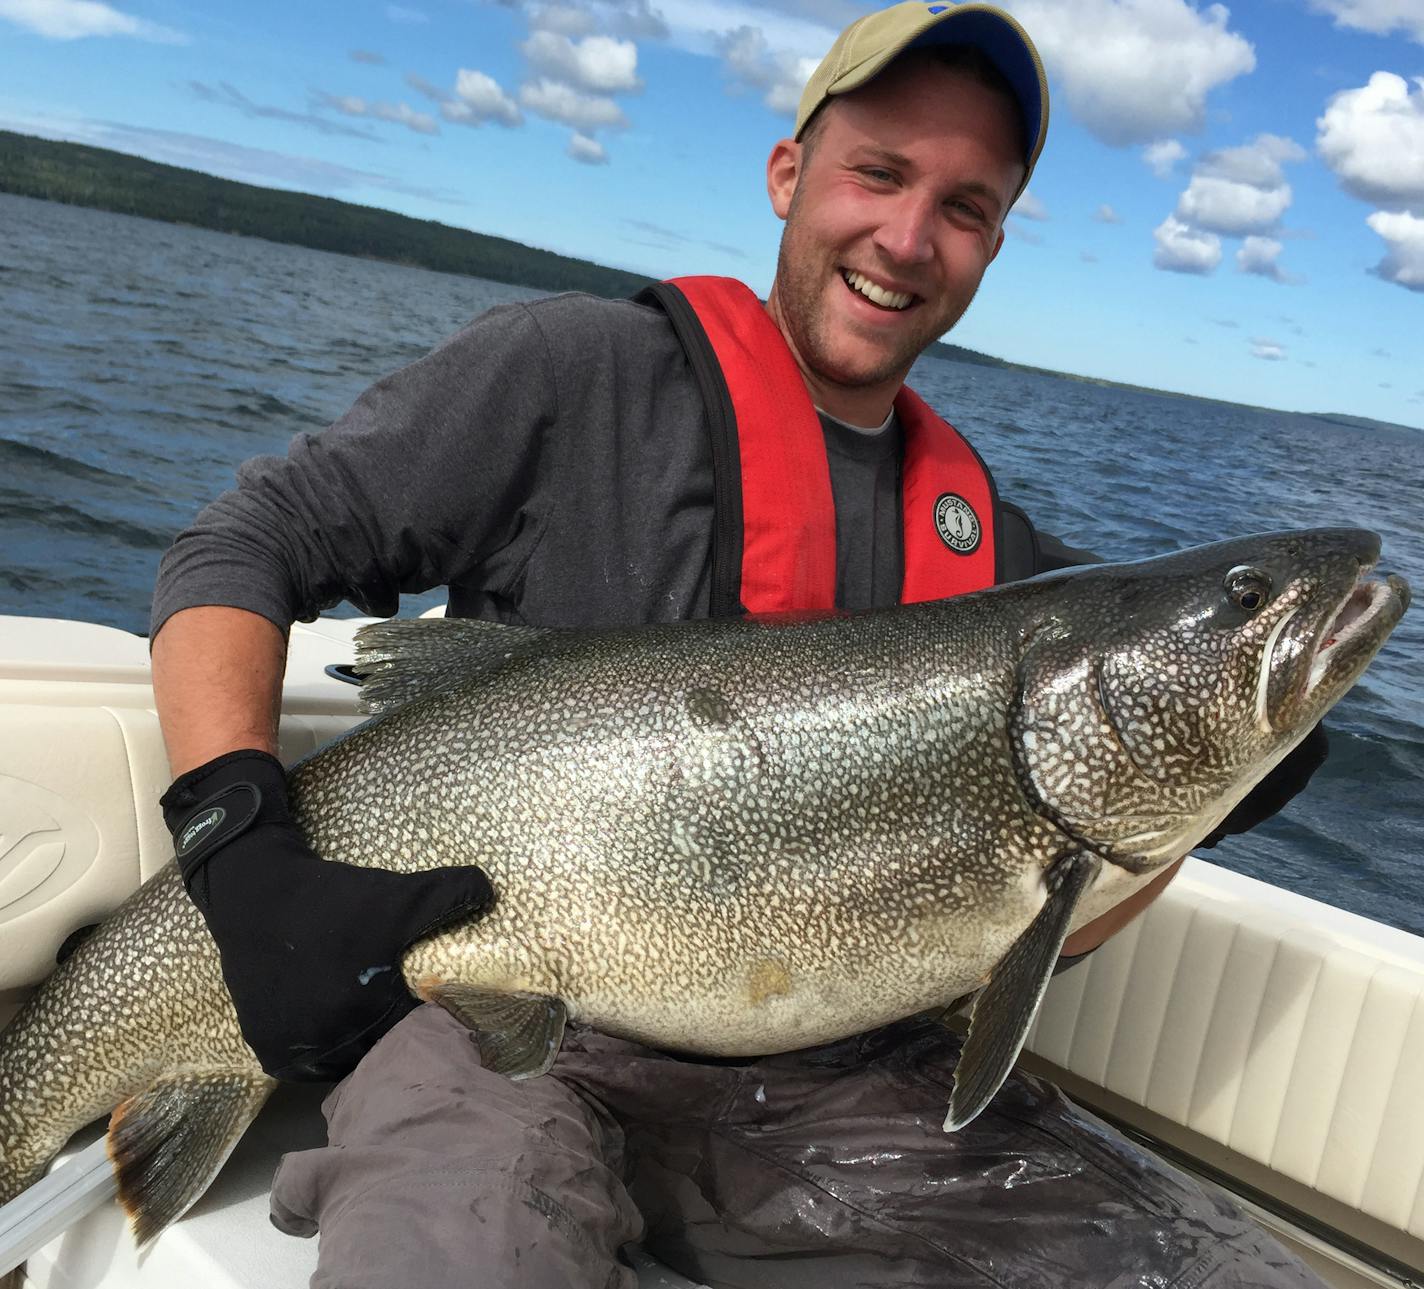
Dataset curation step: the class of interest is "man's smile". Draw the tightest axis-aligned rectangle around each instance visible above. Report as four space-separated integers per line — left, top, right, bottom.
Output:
839 267 919 312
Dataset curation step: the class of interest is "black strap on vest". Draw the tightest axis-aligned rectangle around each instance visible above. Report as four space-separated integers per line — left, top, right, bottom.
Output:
635 282 745 618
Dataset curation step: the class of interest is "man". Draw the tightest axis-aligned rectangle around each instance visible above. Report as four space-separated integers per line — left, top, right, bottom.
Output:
151 3 1328 1284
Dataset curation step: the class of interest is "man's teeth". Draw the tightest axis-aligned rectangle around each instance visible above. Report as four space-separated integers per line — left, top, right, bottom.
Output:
843 270 913 311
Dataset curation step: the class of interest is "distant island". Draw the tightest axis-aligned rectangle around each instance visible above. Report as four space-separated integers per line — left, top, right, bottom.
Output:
0 130 653 299
0 130 1412 432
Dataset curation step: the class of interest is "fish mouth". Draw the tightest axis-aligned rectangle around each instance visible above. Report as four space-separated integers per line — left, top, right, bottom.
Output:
1303 560 1410 698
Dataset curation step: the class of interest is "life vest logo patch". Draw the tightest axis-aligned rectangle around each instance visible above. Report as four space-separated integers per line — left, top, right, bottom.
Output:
933 493 981 555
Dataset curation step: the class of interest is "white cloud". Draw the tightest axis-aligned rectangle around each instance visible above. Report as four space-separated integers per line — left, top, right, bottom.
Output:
657 0 834 62
1366 209 1424 289
1316 73 1424 213
716 24 819 117
522 30 641 92
567 130 609 163
519 76 628 129
574 0 667 40
1012 189 1049 220
530 2 599 36
1236 235 1301 283
193 81 378 140
519 0 667 40
1198 132 1305 183
1153 214 1222 273
444 69 523 127
1143 138 1186 177
1094 203 1123 223
318 92 439 135
1175 174 1291 232
373 101 439 134
1173 133 1304 235
350 49 386 65
1250 337 1286 360
1307 0 1424 44
0 0 184 41
1007 0 1255 146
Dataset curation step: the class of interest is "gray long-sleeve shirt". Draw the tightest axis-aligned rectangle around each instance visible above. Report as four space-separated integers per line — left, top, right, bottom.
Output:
152 291 1076 638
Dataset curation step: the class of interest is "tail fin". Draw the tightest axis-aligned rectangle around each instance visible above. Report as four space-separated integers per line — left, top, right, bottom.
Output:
109 1070 272 1244
0 1070 273 1286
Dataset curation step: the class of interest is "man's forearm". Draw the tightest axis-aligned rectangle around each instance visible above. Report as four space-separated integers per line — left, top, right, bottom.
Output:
152 606 287 775
1060 858 1184 959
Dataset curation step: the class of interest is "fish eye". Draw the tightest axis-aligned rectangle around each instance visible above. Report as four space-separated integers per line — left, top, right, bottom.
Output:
1225 565 1271 613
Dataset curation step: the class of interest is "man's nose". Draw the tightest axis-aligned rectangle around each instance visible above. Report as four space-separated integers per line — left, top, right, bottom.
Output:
873 195 936 265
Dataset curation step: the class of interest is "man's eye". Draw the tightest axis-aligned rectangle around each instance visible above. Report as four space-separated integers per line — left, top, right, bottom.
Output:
862 167 895 183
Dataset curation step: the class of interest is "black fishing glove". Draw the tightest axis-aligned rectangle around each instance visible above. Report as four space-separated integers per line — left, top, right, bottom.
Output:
1199 722 1329 848
160 749 493 1082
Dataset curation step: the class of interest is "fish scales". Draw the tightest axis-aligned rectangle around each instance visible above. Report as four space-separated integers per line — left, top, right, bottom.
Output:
294 604 1059 1055
0 527 1409 1276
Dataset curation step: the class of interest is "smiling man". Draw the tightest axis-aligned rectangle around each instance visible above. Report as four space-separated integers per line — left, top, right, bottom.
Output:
767 47 1026 423
150 3 1330 1285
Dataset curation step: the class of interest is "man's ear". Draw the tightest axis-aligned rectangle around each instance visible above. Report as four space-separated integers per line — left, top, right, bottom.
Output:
766 139 801 221
989 225 1006 264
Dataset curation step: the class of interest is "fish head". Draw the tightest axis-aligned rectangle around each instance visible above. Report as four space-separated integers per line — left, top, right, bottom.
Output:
1010 528 1409 871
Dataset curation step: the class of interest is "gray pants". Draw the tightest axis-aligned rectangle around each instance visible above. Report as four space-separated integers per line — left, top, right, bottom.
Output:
270 1004 1325 1289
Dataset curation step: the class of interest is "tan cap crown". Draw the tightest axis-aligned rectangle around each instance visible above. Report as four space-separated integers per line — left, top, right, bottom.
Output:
795 1 1049 195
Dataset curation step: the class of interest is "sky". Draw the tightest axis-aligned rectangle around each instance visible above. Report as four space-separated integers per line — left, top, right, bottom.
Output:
2 0 1422 428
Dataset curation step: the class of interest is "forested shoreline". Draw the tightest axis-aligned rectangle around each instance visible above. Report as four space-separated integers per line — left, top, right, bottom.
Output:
0 130 653 298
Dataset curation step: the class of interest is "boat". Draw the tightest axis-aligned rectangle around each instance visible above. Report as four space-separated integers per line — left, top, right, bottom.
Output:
1 612 1420 1288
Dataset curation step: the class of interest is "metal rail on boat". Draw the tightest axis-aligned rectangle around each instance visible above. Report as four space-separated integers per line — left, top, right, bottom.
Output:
0 1138 115 1278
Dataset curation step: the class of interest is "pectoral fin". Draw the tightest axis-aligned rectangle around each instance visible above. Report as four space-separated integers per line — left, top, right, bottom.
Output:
420 983 567 1079
944 851 1101 1132
108 1069 274 1244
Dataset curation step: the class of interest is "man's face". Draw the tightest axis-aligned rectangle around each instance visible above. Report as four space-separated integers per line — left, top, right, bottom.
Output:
766 56 1025 420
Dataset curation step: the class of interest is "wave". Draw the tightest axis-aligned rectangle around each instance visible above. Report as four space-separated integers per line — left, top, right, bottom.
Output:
0 436 132 486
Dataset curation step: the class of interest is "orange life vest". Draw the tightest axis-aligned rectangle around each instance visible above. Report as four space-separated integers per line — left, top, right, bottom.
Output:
641 276 1000 616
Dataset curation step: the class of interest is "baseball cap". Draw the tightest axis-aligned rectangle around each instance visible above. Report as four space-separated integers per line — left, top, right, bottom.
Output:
795 1 1049 194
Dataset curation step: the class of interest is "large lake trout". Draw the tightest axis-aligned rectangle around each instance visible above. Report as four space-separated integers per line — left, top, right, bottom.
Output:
0 527 1409 1272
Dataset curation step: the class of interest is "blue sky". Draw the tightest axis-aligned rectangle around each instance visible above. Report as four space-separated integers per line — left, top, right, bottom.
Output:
2 0 1421 427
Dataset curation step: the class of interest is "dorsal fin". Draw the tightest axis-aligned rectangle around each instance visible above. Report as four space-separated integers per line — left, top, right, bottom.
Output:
353 618 556 715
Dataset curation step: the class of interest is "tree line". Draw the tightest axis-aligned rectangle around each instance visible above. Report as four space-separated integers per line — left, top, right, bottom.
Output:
0 130 655 298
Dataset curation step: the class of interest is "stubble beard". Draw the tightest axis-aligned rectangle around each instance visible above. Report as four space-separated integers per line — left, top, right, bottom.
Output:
771 205 977 394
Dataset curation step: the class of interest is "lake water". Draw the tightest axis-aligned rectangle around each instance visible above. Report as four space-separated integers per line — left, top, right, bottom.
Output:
2 190 1420 935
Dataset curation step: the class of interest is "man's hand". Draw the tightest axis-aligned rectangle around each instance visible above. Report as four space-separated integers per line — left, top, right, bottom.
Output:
1200 722 1329 848
162 749 493 1081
